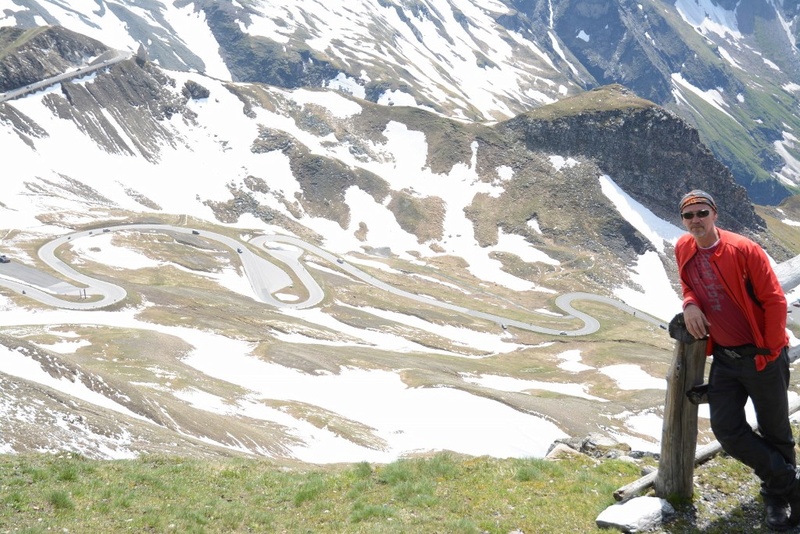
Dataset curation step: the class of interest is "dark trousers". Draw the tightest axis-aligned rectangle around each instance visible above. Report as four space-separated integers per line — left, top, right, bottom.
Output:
708 347 795 498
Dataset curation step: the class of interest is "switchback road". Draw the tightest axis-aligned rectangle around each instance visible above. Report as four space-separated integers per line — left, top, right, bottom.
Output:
0 223 669 337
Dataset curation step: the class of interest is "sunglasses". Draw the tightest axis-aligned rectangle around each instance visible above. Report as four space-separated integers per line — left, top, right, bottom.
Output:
681 209 711 220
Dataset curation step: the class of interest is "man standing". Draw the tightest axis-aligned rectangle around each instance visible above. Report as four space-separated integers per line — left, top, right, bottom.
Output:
675 189 796 530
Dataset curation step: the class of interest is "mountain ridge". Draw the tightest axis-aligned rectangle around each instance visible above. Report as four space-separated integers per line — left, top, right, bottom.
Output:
0 3 799 464
5 1 800 202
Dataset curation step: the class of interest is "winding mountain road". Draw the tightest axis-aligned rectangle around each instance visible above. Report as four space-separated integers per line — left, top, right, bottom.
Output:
0 223 669 336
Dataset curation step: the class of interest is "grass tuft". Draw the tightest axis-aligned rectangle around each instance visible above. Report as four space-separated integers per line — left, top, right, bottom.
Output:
47 490 74 511
349 500 395 523
293 474 327 506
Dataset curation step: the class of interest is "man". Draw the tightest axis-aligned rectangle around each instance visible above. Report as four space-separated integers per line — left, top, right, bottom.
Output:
675 189 796 530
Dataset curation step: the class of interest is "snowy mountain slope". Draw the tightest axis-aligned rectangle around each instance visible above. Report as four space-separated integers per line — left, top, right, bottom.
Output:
0 3 799 463
0 60 777 462
2 0 800 204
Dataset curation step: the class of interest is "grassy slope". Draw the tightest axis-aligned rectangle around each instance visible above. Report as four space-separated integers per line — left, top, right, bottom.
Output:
0 451 640 533
0 446 786 533
759 196 800 254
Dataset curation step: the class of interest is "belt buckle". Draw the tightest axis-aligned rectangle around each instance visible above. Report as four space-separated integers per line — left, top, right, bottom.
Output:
722 348 741 359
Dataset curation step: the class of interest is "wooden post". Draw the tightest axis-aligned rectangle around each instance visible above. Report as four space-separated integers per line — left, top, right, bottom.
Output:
614 396 800 502
654 339 707 499
613 347 800 503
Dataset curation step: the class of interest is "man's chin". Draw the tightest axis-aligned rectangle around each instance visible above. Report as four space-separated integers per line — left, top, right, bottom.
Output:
689 228 707 240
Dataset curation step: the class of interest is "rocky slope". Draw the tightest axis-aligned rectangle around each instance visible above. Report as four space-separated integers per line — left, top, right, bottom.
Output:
0 25 780 255
3 1 800 204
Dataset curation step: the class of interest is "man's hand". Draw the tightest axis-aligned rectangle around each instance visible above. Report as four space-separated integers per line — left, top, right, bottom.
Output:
683 304 710 339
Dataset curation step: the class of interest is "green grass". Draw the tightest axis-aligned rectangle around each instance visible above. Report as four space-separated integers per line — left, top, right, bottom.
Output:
1 449 776 533
0 451 645 533
759 198 800 257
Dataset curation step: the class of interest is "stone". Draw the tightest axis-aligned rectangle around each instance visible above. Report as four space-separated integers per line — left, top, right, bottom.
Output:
595 496 674 533
544 443 582 460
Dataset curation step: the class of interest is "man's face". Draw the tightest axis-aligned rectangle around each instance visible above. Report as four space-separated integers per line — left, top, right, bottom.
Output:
681 202 717 241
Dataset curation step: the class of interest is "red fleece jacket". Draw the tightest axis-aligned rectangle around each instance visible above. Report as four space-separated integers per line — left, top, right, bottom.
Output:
675 228 788 371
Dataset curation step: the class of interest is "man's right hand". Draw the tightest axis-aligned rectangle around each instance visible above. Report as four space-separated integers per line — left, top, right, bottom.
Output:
683 304 710 339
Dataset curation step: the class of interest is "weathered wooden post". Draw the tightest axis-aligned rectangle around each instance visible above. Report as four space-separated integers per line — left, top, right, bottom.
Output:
611 338 800 503
654 331 707 499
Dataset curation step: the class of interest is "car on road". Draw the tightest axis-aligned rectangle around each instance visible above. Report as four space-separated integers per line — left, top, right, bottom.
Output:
0 255 9 263
237 248 243 253
192 230 200 235
336 258 344 264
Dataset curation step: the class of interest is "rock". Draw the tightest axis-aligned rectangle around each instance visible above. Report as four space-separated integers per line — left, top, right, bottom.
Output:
640 464 657 476
595 496 674 533
544 443 582 460
550 436 585 453
549 433 642 460
582 432 631 457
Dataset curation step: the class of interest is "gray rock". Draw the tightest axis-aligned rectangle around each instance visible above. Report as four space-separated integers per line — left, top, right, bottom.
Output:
544 442 582 460
595 496 674 533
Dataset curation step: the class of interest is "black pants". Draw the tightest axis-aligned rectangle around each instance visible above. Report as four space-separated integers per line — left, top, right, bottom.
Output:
708 347 795 498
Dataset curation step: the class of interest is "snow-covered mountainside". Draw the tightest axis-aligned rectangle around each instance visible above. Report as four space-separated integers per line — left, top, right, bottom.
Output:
3 0 800 204
0 0 799 464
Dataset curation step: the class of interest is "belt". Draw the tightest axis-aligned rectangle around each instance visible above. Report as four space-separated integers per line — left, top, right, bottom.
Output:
713 344 769 359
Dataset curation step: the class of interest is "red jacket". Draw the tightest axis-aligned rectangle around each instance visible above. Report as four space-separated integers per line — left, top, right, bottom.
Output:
675 228 788 370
